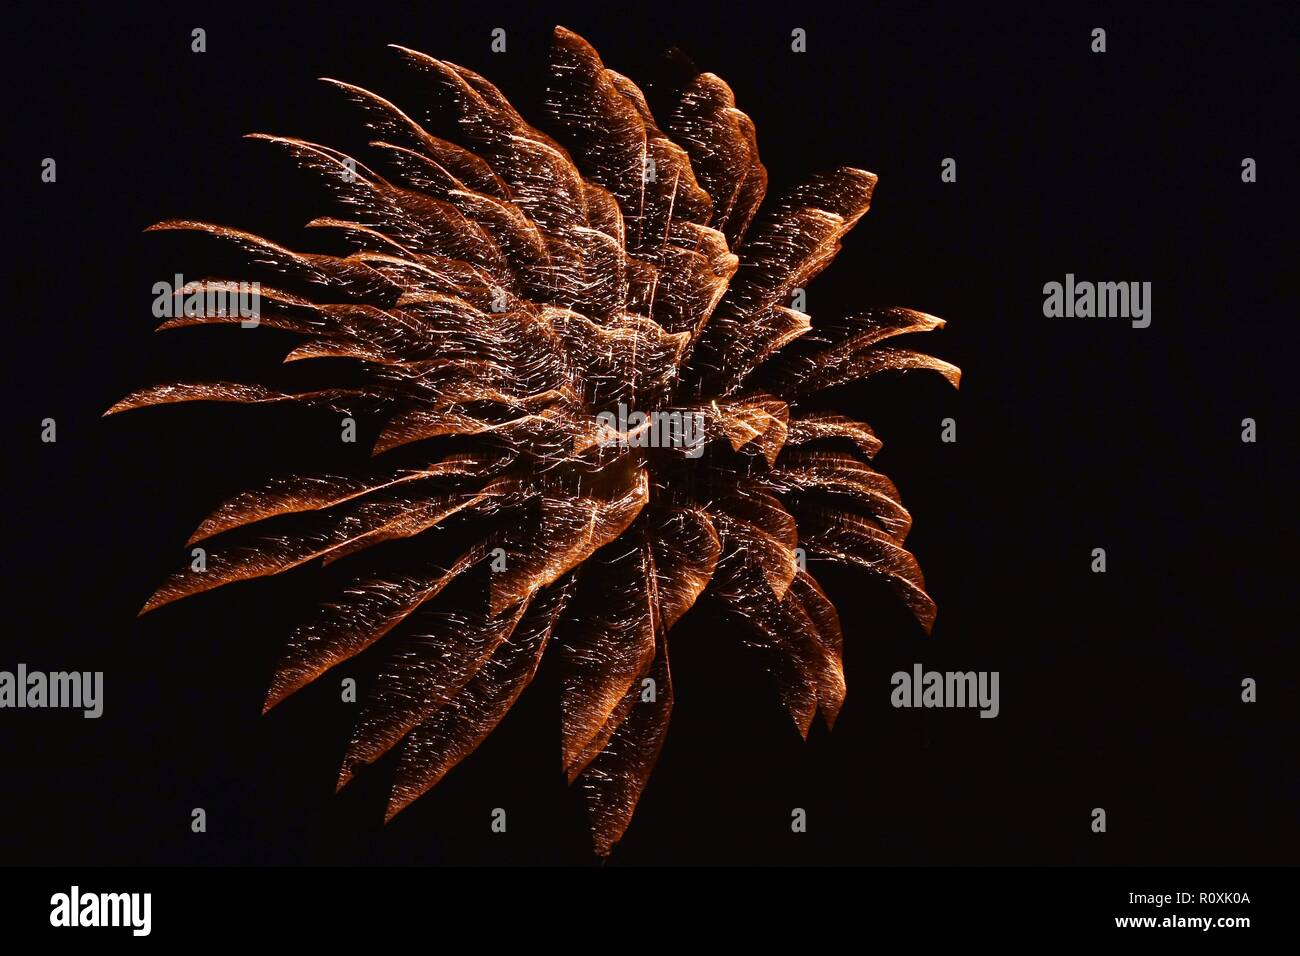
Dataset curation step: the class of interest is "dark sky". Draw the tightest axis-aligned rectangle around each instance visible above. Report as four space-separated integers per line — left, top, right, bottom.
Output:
5 0 1295 865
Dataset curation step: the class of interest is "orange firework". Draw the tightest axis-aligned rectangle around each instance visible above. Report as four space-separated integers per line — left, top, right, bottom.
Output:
109 26 959 855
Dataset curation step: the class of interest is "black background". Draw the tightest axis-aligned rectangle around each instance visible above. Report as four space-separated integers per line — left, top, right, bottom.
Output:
5 1 1295 866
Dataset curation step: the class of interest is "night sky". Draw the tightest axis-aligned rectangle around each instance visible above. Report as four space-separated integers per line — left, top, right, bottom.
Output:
5 1 1295 865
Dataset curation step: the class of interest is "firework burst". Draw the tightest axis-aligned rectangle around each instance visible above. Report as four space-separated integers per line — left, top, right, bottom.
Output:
109 26 960 855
